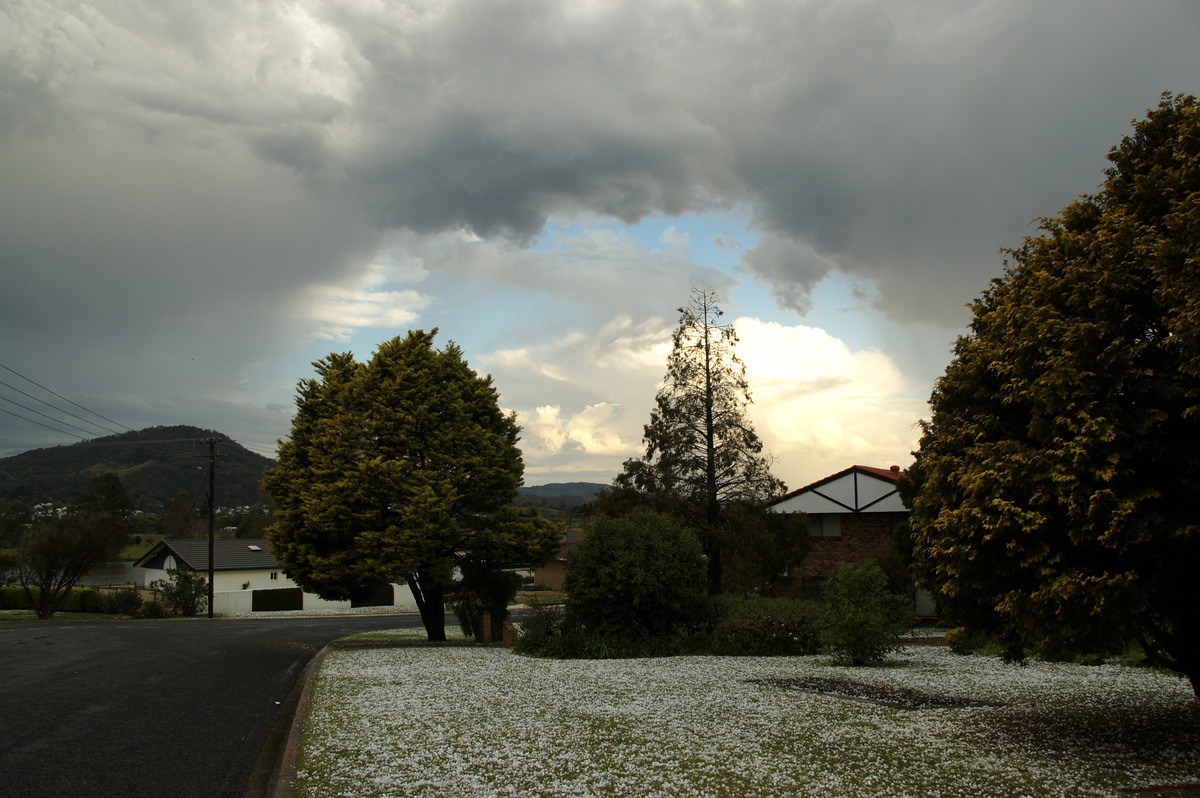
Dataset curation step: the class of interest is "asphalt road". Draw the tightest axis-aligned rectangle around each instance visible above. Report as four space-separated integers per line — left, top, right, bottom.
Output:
0 613 427 798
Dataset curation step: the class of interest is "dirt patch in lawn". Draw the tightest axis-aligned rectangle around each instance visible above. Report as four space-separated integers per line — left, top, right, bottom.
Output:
748 675 1000 710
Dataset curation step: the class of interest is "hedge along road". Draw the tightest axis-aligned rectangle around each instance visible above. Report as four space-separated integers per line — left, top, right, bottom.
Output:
0 612 427 798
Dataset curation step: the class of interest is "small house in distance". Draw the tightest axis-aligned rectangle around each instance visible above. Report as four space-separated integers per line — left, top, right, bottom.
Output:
766 464 935 616
133 538 417 614
533 527 585 591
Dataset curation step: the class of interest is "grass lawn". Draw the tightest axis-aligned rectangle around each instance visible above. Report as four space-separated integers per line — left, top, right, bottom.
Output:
294 636 1200 798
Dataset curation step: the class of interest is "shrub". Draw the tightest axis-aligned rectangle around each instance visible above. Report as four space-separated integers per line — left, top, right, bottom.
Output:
565 511 708 638
103 587 144 615
0 584 31 610
817 561 913 666
60 587 104 613
711 595 820 656
137 599 167 618
152 568 208 616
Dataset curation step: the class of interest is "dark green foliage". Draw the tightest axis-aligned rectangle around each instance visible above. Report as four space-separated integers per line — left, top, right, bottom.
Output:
159 492 196 538
262 330 561 642
0 500 31 547
103 587 144 615
565 511 708 638
69 473 134 519
0 426 273 511
716 504 809 597
450 561 523 642
151 567 208 616
817 561 913 666
710 595 820 656
0 584 29 609
613 288 786 594
906 94 1200 698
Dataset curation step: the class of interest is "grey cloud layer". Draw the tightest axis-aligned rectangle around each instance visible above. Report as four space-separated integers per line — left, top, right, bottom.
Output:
2 0 1199 448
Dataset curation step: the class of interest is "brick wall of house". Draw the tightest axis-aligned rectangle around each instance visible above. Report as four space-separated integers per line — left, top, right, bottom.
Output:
794 512 895 580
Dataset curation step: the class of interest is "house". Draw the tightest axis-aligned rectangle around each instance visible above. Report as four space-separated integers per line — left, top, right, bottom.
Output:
766 464 935 616
533 527 586 591
133 538 418 614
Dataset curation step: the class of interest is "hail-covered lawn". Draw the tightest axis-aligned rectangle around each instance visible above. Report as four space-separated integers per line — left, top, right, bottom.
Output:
295 637 1200 798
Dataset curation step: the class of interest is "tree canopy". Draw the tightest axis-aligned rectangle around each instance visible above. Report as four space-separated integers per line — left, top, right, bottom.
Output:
904 94 1200 697
262 330 561 641
613 288 785 593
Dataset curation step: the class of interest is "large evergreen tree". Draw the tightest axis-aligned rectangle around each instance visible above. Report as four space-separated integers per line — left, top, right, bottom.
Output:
615 288 785 594
905 94 1200 697
262 330 561 641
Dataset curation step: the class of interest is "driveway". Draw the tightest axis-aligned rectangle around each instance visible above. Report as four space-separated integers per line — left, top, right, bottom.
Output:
0 613 426 798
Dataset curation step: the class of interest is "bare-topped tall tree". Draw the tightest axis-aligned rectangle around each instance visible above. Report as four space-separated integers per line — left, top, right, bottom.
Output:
616 287 786 594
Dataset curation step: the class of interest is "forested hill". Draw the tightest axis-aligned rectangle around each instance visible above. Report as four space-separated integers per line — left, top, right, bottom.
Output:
0 426 275 512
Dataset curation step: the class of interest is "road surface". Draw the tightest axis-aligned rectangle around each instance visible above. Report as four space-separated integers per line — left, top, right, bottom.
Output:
0 613 426 798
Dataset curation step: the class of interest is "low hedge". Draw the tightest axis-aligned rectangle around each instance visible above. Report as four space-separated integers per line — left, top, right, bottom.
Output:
710 595 821 656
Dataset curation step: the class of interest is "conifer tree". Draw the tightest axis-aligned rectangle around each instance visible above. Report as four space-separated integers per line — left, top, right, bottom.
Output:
615 288 785 594
905 94 1200 698
263 330 561 641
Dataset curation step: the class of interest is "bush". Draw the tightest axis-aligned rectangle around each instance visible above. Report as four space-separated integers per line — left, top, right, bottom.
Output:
103 587 145 615
945 626 985 655
711 595 820 656
0 584 31 610
60 587 105 613
514 602 709 659
817 561 913 666
152 568 208 616
137 599 167 618
565 511 708 638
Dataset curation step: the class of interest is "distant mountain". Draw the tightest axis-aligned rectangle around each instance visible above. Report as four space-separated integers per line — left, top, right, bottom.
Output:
0 426 274 512
520 482 609 499
517 482 609 515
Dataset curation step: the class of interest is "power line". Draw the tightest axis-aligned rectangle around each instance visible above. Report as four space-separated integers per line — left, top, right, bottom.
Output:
0 406 90 441
0 378 122 437
0 361 134 435
0 394 111 439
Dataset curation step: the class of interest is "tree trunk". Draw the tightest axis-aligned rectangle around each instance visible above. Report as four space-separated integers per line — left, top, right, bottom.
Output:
410 571 447 642
706 539 722 596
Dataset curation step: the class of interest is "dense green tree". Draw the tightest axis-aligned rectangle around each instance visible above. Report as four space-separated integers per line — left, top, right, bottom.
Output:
615 288 785 593
262 330 561 641
565 511 708 638
160 491 195 538
14 513 128 619
716 503 809 597
0 499 31 548
68 472 134 520
905 94 1200 697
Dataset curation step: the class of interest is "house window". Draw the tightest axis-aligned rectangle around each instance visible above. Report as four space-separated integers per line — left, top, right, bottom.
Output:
270 572 278 580
808 514 842 538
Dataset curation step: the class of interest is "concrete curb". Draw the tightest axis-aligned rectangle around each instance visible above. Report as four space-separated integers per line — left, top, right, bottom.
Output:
243 644 330 798
273 645 328 798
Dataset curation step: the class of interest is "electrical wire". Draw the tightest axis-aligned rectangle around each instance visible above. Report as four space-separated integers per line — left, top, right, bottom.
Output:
0 361 133 434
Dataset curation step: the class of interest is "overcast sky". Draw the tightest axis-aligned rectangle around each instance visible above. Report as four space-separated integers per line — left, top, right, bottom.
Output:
3 0 1198 491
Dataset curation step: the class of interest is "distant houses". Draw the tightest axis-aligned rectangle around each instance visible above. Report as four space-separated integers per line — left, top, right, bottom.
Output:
133 538 418 614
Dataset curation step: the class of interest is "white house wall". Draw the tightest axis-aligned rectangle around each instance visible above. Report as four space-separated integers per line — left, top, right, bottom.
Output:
136 565 418 613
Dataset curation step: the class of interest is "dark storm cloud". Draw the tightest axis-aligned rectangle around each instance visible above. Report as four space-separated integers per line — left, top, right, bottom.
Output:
2 0 1199 452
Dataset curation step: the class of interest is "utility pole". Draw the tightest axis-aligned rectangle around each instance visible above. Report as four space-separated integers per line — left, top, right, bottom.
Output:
200 438 221 619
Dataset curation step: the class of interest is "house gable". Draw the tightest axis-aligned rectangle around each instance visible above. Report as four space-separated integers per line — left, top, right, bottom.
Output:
767 465 906 515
